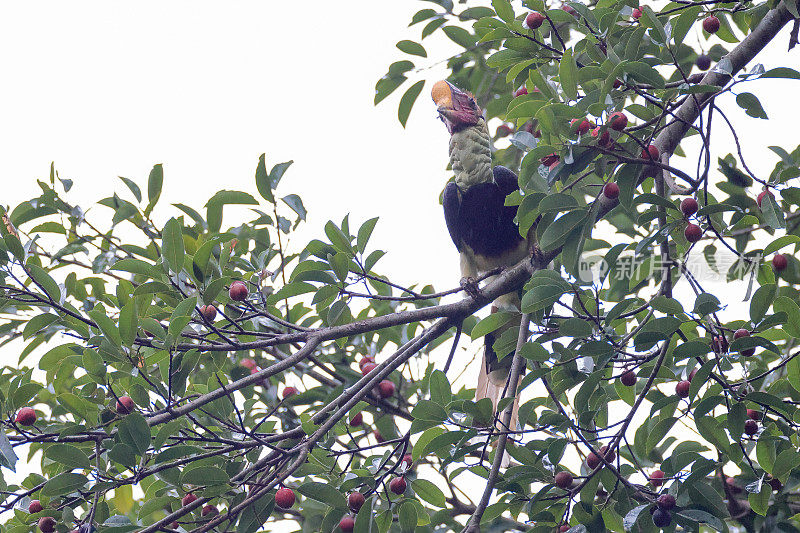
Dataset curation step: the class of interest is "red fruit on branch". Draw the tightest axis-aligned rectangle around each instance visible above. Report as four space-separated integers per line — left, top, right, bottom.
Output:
201 505 218 517
769 477 783 491
603 182 620 200
15 407 36 426
559 526 570 532
524 12 545 29
116 396 135 415
199 304 217 321
349 413 363 426
680 198 699 217
361 362 378 375
348 491 365 512
702 15 720 34
649 470 665 487
773 253 788 272
586 445 614 469
620 370 636 387
541 153 560 167
38 517 56 533
652 508 671 527
496 124 514 138
241 358 258 372
282 386 297 399
513 86 528 98
181 493 198 507
228 281 248 302
561 4 577 16
609 112 628 131
555 471 573 489
632 8 642 20
712 336 728 354
734 328 755 356
696 54 711 70
572 118 592 135
373 429 385 443
613 79 623 89
744 419 759 436
657 494 676 511
747 409 762 421
377 380 396 398
688 368 698 382
28 500 43 513
389 476 407 495
642 144 659 161
339 516 355 533
676 380 691 398
684 223 702 243
401 453 413 468
275 487 296 508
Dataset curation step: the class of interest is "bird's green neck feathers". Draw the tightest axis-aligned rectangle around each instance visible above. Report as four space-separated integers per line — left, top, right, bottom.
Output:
449 119 492 189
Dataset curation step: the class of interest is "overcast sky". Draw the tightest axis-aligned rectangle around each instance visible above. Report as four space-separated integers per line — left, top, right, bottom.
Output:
1 1 797 383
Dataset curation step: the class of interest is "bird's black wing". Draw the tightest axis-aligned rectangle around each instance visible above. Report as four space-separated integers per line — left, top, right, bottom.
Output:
442 182 462 251
493 165 522 233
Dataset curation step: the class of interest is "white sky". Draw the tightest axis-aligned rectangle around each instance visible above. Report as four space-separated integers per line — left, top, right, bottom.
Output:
0 1 798 512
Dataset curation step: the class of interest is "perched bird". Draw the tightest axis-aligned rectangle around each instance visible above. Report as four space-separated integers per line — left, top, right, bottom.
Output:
431 80 530 431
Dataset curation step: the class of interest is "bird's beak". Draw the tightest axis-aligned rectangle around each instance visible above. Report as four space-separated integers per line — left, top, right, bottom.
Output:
432 80 481 133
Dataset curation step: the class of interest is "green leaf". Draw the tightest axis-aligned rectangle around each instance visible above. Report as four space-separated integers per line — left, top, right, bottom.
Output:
161 218 185 274
119 300 138 347
694 293 722 316
748 485 771 516
111 258 159 278
27 265 61 302
412 479 446 507
471 311 515 339
736 92 768 119
237 492 273 533
281 194 306 221
255 154 274 203
396 40 427 57
442 26 474 48
539 209 587 251
762 67 800 79
772 448 800 481
356 217 379 253
774 297 800 337
297 481 347 509
180 465 231 486
761 192 785 229
398 80 425 127
0 431 19 472
398 501 417 532
41 473 88 497
146 164 163 215
559 48 578 100
88 305 122 347
117 412 151 455
119 176 142 203
491 0 514 22
44 444 91 470
676 509 725 531
750 284 776 323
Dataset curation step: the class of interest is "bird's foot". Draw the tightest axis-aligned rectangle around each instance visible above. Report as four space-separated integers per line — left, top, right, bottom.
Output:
460 277 485 300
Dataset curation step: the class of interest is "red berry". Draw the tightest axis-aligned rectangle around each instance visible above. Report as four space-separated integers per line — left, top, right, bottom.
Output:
348 491 365 512
680 198 699 217
201 505 218 517
38 517 56 533
241 358 258 372
275 487 296 508
712 336 729 354
632 8 642 19
349 413 363 427
769 477 783 491
496 124 514 137
358 356 375 368
339 516 355 533
513 86 528 98
401 454 413 468
389 476 407 495
676 380 691 398
554 471 573 489
540 153 560 167
642 144 659 161
609 112 628 131
696 54 712 70
525 12 545 29
657 494 676 510
572 118 592 135
600 445 615 462
747 409 762 421
726 477 742 493
15 407 36 426
228 281 248 302
559 526 570 533
377 380 396 399
282 386 297 399
199 304 217 321
373 430 385 443
703 15 720 34
28 500 43 513
734 328 750 339
620 370 636 387
773 254 788 272
650 470 665 487
652 508 671 527
744 419 758 436
757 190 774 208
688 368 698 382
116 396 135 415
361 362 377 376
170 522 179 529
181 493 198 507
561 4 577 16
603 182 620 200
586 452 601 470
684 223 702 243
613 79 622 89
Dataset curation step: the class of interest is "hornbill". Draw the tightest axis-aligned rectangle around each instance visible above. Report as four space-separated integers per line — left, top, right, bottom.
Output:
431 80 531 431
